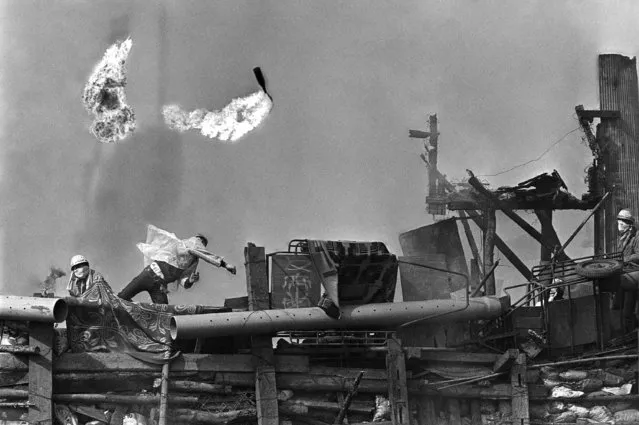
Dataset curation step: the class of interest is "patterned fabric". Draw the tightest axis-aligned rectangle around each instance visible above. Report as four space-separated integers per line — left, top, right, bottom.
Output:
303 240 397 305
65 280 226 363
67 269 107 297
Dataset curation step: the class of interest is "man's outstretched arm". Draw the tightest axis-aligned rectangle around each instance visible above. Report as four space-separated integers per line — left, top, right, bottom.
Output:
188 249 237 275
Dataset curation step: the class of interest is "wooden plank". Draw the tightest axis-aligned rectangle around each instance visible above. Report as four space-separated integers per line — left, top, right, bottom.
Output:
215 372 389 393
493 349 518 373
416 396 437 425
309 366 387 380
406 349 499 364
575 109 621 119
459 210 483 273
448 399 461 425
413 383 547 400
386 337 410 425
0 353 309 373
28 322 53 424
465 210 533 281
483 208 497 295
470 399 481 425
246 243 279 425
511 353 530 425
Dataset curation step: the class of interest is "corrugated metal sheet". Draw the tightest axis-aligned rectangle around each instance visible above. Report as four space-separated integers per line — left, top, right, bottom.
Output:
598 55 639 253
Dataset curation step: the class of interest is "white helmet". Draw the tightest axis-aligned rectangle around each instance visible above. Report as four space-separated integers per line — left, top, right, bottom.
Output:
70 254 89 269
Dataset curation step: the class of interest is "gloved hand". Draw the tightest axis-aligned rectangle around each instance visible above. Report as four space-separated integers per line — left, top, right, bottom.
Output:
189 272 200 284
220 260 237 275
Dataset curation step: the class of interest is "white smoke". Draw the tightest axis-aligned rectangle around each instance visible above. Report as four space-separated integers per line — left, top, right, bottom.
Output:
163 89 272 142
82 38 136 144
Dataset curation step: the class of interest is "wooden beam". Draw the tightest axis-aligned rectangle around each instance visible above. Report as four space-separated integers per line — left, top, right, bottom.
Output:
574 108 621 120
416 396 437 425
246 243 279 425
405 349 499 364
0 353 308 373
492 349 518 373
470 400 481 425
28 322 53 425
448 399 461 425
535 209 556 263
386 337 410 425
465 211 533 281
511 353 530 425
459 210 483 273
483 208 497 295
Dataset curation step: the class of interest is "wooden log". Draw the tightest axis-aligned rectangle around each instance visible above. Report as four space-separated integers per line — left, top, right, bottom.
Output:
309 366 388 380
0 388 28 398
0 352 308 373
53 393 199 405
246 243 279 425
334 371 365 424
215 372 389 393
158 361 170 425
167 381 232 394
168 407 257 424
0 345 39 355
286 398 372 414
28 321 53 424
405 349 499 364
168 404 308 424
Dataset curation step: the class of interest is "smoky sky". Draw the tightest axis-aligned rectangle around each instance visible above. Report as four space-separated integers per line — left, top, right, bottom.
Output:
2 1 639 303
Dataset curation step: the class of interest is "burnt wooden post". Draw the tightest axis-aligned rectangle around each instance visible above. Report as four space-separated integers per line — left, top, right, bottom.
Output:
597 55 639 253
470 400 481 425
28 322 54 424
510 352 530 425
465 210 532 282
386 336 410 425
447 399 461 425
245 243 279 425
417 396 437 425
483 208 497 295
459 211 483 275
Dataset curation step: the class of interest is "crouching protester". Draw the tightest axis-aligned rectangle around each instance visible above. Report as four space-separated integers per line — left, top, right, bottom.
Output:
118 225 236 305
67 254 110 297
610 209 639 332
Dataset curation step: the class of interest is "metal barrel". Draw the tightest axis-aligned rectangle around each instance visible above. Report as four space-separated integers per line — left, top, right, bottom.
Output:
0 296 68 323
170 296 507 340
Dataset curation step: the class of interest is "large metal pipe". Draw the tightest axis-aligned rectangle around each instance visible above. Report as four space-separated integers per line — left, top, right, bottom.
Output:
0 296 68 323
170 296 508 340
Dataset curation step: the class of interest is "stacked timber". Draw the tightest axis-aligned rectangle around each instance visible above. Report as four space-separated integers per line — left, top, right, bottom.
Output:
0 350 390 424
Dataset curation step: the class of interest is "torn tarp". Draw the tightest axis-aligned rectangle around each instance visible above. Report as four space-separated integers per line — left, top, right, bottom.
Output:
163 67 273 142
65 280 228 363
82 38 136 143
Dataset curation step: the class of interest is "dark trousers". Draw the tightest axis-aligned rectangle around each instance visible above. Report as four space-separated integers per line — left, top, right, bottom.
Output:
118 265 169 304
614 271 639 331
